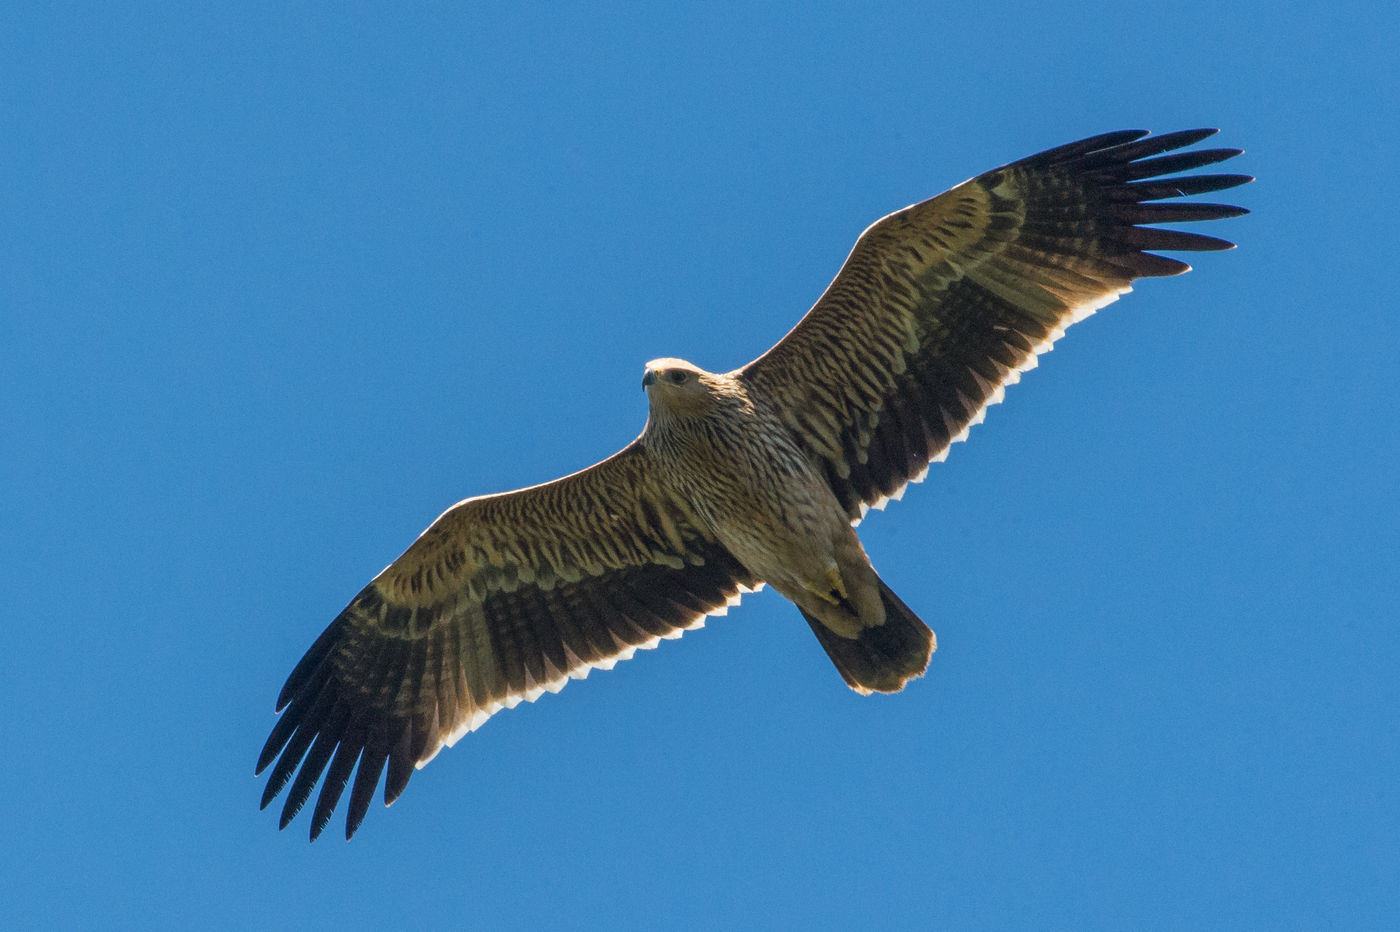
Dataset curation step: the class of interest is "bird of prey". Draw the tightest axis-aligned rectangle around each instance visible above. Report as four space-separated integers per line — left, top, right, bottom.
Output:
257 128 1250 840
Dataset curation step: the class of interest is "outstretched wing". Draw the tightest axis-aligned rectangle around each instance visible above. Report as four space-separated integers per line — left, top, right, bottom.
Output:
740 129 1251 520
256 443 757 840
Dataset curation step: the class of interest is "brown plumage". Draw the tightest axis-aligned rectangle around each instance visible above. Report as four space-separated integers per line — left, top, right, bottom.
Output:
257 128 1250 839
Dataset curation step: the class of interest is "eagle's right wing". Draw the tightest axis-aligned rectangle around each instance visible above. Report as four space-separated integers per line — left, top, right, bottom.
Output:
257 442 757 840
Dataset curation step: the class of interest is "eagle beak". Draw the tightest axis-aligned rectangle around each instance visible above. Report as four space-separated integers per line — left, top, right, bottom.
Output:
642 369 657 389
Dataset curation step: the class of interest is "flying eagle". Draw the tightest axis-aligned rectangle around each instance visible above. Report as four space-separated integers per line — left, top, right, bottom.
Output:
258 128 1250 840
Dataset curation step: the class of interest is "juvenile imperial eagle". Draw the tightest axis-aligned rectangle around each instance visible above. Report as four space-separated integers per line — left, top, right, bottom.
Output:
258 129 1250 840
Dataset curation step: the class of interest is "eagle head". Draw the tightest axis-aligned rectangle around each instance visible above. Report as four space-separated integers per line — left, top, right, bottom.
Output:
642 358 724 418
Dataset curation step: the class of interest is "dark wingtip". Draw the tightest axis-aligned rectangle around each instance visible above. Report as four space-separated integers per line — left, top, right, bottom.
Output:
1087 129 1150 148
344 744 387 840
308 736 360 841
255 713 297 776
384 749 415 808
1025 129 1146 166
1120 128 1219 156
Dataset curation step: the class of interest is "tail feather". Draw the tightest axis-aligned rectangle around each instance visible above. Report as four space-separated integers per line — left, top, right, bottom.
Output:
801 577 935 694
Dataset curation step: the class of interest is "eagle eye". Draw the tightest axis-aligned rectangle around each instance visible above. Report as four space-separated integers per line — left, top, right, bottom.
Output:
667 370 688 384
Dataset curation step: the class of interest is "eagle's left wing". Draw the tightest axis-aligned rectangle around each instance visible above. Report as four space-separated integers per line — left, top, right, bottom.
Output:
740 129 1251 520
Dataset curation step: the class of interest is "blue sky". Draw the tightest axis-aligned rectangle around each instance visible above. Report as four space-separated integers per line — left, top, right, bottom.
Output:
4 1 1396 927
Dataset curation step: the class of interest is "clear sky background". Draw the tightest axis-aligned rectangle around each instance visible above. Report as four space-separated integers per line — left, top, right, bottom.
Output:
4 2 1396 928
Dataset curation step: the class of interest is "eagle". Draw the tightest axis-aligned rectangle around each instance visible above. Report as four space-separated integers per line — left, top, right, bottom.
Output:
258 128 1250 840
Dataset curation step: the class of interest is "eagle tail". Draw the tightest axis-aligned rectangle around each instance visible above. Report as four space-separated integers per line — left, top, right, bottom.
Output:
801 577 935 694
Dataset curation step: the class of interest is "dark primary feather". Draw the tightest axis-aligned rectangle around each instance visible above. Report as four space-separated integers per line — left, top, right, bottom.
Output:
741 128 1251 519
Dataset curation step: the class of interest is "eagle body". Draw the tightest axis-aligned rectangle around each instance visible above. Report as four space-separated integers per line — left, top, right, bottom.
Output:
257 129 1251 840
640 359 889 642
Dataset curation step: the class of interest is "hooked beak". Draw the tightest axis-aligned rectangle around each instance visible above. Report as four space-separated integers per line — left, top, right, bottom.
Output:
642 368 657 389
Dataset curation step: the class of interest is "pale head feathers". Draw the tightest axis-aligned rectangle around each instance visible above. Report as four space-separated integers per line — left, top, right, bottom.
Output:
643 357 728 419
